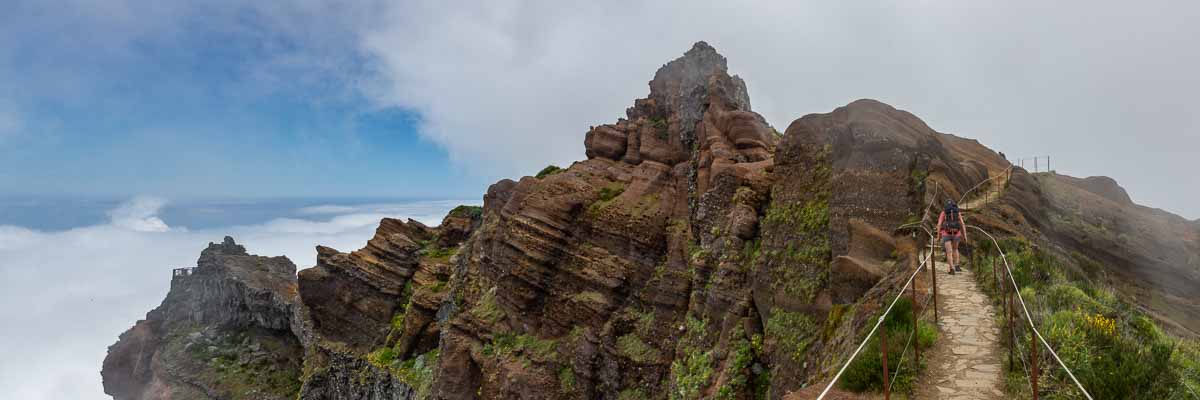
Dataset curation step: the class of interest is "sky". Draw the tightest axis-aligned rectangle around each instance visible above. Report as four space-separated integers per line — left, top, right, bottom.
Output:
0 0 1199 398
1 0 1197 218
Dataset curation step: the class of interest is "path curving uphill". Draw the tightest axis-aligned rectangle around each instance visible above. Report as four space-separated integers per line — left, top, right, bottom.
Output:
914 253 1005 399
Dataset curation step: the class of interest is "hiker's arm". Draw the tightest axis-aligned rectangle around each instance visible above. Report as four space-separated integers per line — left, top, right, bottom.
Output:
960 213 968 241
937 212 945 232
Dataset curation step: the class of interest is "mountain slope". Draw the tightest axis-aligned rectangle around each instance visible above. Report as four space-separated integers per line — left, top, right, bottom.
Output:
102 42 1199 399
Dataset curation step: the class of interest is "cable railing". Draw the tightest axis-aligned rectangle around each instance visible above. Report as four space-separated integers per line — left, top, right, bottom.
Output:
969 225 1094 400
817 161 1095 399
819 179 945 400
817 247 934 400
958 165 1014 210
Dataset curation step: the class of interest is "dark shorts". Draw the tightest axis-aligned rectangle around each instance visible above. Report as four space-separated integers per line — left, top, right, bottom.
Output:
941 234 962 244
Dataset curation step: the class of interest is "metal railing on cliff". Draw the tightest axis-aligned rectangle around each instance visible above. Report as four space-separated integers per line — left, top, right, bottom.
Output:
817 162 1094 400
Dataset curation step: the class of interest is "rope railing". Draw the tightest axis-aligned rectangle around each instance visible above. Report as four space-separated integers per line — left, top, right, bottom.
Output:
958 165 1014 209
816 249 934 400
818 178 946 399
970 225 1095 400
886 289 936 392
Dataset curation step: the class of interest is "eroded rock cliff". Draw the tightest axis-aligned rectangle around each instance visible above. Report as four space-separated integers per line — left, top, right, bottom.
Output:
102 237 305 400
103 41 1198 400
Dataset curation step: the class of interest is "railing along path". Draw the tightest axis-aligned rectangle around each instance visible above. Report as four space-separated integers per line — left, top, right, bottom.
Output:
817 164 1094 400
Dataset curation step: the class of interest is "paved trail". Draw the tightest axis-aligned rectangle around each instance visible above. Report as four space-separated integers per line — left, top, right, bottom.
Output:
914 258 1005 399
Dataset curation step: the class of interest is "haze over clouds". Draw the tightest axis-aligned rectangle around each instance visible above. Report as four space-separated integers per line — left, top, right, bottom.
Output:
0 197 472 399
0 1 1198 398
356 1 1200 218
2 0 1196 216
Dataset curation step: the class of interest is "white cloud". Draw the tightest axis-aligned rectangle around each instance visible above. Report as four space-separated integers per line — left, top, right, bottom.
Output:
0 197 475 400
354 0 1200 218
106 196 173 232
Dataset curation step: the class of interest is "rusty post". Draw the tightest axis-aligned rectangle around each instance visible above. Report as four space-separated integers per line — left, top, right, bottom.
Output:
911 277 920 367
1047 155 1051 173
881 328 890 400
931 240 939 323
1008 286 1015 372
1032 327 1039 400
993 257 998 295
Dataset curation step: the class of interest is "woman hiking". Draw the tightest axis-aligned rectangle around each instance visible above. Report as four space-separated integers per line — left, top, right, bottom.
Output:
938 200 967 274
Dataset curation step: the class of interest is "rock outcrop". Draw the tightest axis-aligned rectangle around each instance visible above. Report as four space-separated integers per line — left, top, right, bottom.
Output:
972 170 1200 336
296 206 482 399
102 41 1199 400
101 237 305 400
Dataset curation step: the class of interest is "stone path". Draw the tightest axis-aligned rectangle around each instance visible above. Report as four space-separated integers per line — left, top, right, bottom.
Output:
914 257 1005 399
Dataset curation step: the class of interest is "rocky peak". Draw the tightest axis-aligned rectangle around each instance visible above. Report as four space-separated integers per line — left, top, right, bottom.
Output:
1060 175 1134 205
586 41 772 169
638 41 751 121
103 237 304 400
204 235 248 256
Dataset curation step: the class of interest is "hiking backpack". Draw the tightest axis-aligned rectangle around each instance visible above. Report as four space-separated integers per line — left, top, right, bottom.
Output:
942 204 961 232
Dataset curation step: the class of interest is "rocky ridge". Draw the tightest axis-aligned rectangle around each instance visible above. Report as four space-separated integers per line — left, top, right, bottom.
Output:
102 42 1198 399
102 237 305 400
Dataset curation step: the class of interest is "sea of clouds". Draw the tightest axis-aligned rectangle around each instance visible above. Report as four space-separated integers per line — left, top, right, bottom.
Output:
0 196 475 400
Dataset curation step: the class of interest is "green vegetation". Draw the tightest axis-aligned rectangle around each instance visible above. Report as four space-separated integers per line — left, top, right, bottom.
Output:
650 117 669 140
571 290 607 305
971 239 1200 399
181 331 303 397
559 366 576 393
762 197 831 302
620 388 649 400
482 332 558 362
910 167 928 192
366 348 440 399
617 334 662 364
670 316 714 400
671 349 714 400
716 325 757 400
766 310 816 362
448 204 483 219
536 165 564 179
763 198 828 235
471 288 506 324
588 182 626 215
839 298 937 394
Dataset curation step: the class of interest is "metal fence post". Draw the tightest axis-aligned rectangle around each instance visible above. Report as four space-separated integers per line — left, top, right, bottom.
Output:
1008 285 1015 372
1032 329 1039 400
912 278 920 367
931 240 939 323
883 326 892 398
993 258 998 295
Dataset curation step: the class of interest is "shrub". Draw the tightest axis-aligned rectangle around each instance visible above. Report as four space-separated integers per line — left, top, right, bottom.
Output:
535 165 564 179
977 244 1194 399
617 334 661 364
840 298 935 394
448 205 483 219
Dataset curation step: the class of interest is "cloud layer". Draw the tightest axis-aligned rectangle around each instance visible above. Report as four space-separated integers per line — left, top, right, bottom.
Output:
0 197 472 400
354 0 1200 218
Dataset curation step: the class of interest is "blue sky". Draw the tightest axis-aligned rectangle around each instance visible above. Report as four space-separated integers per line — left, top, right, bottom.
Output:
0 1 491 201
2 0 1197 218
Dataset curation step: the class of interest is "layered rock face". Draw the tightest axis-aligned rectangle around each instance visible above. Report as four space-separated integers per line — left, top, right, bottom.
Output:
410 43 994 399
101 237 305 400
296 206 482 399
104 41 1198 400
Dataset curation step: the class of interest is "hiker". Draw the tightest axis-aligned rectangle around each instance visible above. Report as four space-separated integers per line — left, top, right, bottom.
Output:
938 200 967 274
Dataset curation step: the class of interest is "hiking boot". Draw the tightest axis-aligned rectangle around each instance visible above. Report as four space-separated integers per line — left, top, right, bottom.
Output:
948 269 955 275
955 265 963 272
